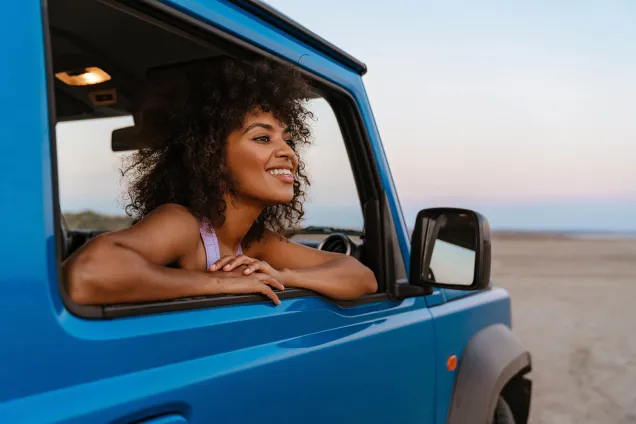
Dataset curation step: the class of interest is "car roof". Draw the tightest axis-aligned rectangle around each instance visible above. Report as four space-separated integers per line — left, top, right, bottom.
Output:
49 0 366 123
229 0 367 75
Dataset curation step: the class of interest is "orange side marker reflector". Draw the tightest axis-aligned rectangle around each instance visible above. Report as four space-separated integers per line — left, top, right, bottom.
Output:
447 355 457 371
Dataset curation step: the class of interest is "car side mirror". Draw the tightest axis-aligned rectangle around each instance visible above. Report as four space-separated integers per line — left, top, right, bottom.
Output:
409 208 491 290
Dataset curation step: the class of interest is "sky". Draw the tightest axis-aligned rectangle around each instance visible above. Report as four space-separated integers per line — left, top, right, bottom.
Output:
262 0 636 232
57 1 636 232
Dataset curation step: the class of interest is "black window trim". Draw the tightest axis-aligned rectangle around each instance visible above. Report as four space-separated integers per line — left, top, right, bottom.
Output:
103 291 391 319
44 0 400 319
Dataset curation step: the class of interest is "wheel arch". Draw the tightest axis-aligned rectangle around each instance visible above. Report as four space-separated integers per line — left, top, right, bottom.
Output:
446 324 532 424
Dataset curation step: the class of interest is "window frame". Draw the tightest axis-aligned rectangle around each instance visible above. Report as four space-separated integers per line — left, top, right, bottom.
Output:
45 0 400 319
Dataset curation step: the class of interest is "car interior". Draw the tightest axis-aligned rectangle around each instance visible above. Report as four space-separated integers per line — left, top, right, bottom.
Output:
48 0 400 316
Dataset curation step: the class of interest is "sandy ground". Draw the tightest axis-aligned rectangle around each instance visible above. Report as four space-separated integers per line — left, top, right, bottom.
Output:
491 236 636 424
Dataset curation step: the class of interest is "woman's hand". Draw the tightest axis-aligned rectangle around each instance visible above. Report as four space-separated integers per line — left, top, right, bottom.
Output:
211 271 285 305
208 255 287 305
209 254 284 280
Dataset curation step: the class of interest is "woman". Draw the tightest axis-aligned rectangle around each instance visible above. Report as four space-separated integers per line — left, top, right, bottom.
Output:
63 57 377 306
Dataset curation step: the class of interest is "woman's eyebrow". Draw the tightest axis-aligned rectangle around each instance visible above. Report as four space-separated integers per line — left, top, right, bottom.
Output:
243 122 290 134
243 122 273 133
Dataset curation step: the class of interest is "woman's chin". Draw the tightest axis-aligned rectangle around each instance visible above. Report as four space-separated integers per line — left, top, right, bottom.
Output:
262 192 294 206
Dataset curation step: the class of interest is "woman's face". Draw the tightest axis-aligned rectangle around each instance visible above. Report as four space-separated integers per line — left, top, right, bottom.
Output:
225 110 298 206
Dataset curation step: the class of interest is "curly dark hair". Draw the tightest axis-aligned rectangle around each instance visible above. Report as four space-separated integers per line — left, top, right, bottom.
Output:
122 57 314 245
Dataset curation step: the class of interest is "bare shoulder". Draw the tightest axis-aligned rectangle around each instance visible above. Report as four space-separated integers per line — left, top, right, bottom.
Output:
133 203 200 240
142 202 195 224
148 203 198 222
101 203 202 265
118 203 193 235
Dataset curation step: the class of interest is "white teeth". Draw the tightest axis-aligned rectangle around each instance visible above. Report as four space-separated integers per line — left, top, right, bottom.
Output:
269 169 292 176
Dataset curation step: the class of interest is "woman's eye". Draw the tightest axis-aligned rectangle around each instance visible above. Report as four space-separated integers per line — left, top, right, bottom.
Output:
253 135 270 143
285 139 294 146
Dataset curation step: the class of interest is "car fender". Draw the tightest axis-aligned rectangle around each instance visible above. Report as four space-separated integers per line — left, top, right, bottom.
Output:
446 323 532 424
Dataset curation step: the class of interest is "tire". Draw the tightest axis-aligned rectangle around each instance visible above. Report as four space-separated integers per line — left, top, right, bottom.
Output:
493 396 516 424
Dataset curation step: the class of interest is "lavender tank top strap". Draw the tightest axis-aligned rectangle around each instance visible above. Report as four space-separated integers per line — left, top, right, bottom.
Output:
199 221 243 270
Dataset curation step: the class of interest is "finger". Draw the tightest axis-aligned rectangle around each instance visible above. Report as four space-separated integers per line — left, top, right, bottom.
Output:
222 255 257 272
216 279 282 305
256 284 281 305
243 261 263 275
220 280 280 305
244 261 276 276
256 274 285 291
209 255 236 271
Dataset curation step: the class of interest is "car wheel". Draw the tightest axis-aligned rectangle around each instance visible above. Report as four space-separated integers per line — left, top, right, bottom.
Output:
493 396 516 424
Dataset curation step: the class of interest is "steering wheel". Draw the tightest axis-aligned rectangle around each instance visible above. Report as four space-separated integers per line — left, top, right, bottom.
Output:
317 232 356 256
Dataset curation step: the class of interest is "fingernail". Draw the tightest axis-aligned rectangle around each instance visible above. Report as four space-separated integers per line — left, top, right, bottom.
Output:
209 265 215 270
224 265 230 270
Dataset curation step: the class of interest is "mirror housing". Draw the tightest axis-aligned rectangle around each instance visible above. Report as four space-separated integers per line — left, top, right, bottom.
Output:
409 207 491 291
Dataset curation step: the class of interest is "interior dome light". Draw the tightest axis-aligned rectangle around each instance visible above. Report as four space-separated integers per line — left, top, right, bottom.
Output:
55 67 111 86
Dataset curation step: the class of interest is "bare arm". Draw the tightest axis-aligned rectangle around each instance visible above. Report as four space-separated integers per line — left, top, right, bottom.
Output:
245 231 378 300
62 204 283 305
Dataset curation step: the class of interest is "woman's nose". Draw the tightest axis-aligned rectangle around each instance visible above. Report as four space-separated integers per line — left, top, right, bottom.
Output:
275 138 297 160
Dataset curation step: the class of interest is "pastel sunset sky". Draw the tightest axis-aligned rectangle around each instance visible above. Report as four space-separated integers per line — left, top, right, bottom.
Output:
264 0 636 232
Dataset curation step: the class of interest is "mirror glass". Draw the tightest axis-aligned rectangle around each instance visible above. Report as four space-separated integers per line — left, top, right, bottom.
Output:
422 212 477 286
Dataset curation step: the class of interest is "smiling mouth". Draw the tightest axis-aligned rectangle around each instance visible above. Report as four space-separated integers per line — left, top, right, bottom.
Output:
267 168 294 184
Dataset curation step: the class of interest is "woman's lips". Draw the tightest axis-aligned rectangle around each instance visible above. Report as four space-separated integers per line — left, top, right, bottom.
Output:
267 169 294 184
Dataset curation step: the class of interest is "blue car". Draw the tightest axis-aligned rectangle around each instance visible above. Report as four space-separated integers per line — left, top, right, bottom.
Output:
0 0 531 423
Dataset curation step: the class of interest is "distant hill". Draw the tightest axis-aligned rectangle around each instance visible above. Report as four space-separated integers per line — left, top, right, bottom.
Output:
63 211 133 231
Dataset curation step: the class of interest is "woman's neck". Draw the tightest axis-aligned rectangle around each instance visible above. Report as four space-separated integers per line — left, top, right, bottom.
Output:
213 196 263 253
